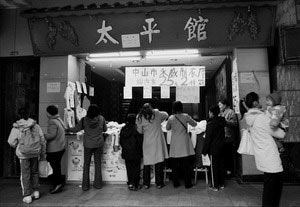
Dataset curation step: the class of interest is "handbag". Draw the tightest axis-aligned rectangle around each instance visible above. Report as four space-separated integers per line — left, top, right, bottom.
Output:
237 128 254 155
39 160 53 178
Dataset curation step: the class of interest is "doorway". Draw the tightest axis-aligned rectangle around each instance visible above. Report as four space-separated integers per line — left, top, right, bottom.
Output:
0 57 40 177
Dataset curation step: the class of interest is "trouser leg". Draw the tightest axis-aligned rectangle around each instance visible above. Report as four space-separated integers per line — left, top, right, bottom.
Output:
154 161 164 186
31 157 39 191
224 142 234 174
125 160 135 185
82 147 93 189
93 147 103 188
171 158 180 186
20 159 31 196
262 172 283 207
182 156 193 187
133 159 141 188
47 150 65 186
211 155 220 188
143 165 151 186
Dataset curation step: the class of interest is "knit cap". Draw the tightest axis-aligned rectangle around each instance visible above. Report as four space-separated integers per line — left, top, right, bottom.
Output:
267 92 281 106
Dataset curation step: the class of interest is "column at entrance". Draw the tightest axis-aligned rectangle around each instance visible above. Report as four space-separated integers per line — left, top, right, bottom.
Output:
39 55 86 175
233 48 270 178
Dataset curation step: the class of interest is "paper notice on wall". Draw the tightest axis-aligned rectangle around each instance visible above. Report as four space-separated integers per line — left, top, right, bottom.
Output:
89 86 94 97
76 81 82 93
81 83 87 94
161 86 170 99
47 82 60 93
121 34 140 48
240 72 255 83
143 86 152 99
123 87 132 99
176 86 199 103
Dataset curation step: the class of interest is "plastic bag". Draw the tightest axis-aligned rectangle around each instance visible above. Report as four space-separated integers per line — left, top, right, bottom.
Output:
237 128 254 155
39 160 53 178
202 154 211 166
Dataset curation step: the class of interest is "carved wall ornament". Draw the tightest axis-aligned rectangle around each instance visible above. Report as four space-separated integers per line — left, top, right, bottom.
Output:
228 9 260 41
46 18 58 50
45 18 79 50
59 21 79 47
247 11 260 40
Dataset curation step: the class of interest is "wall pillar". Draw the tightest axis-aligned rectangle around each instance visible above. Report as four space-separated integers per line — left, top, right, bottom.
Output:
39 55 85 176
233 48 270 176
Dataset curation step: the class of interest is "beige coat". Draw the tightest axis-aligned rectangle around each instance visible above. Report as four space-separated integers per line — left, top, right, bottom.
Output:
136 109 169 165
166 113 197 158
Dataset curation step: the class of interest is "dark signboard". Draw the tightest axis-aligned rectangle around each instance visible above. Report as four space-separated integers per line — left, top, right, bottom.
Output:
27 6 275 56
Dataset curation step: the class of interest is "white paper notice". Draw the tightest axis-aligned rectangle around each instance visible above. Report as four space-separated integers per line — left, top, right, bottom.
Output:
89 86 94 97
123 87 132 99
76 81 82 93
176 86 199 103
143 86 152 99
81 83 87 94
240 72 255 83
47 82 60 93
121 34 140 48
161 86 170 99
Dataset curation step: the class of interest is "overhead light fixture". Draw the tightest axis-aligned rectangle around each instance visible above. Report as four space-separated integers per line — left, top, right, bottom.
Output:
146 49 199 56
89 52 120 58
146 54 200 59
89 56 142 62
89 51 141 58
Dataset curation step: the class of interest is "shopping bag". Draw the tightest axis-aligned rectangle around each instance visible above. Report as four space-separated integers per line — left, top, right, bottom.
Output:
237 128 254 155
39 160 53 178
201 154 211 166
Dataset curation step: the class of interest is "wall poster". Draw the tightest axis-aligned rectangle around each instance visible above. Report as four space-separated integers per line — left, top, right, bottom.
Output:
125 66 205 87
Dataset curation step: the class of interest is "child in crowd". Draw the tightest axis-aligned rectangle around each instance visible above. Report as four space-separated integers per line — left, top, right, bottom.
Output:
120 113 143 191
266 92 289 153
8 107 46 204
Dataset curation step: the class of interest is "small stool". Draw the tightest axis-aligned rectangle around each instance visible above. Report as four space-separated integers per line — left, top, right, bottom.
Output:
194 167 208 185
163 167 172 183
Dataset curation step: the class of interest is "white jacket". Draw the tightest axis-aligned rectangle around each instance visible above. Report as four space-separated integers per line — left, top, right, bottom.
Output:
8 118 46 160
245 108 284 173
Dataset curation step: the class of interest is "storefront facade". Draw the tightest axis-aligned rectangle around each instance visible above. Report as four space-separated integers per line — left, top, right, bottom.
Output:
1 0 299 182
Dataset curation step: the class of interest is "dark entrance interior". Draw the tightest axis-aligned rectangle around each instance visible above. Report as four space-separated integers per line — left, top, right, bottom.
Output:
0 57 40 177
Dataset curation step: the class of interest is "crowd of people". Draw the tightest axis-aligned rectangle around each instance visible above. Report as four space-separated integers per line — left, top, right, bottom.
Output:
7 91 287 207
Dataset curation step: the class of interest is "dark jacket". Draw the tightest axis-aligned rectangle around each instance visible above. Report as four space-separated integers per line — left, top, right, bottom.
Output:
202 117 226 156
120 124 143 160
69 115 107 148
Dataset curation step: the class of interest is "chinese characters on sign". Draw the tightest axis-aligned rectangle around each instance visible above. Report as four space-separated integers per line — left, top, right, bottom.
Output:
125 66 205 87
140 18 160 43
96 20 119 45
95 16 208 45
184 16 209 41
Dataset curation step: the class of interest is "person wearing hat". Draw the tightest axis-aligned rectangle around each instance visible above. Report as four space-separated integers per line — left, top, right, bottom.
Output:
266 92 289 153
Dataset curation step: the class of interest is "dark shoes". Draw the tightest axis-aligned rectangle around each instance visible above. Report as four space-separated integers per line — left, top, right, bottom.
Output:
128 184 137 191
50 184 63 194
156 184 165 189
173 182 180 188
185 184 193 189
143 185 150 189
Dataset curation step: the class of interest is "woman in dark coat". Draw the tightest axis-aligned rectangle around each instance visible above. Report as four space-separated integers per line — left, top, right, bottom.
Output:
202 105 226 191
120 113 143 191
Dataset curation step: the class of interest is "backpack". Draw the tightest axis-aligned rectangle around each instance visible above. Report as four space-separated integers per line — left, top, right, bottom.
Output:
19 125 41 155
